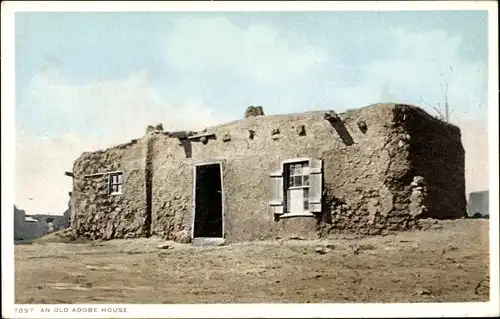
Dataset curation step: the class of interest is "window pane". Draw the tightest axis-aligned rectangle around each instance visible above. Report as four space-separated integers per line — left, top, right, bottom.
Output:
303 187 309 199
303 161 309 168
303 199 309 211
295 165 302 175
303 175 309 186
294 176 302 187
117 184 123 193
117 174 122 183
289 164 295 176
289 176 295 187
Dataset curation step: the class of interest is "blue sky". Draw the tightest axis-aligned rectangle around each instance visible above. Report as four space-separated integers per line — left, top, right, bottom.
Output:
14 10 490 214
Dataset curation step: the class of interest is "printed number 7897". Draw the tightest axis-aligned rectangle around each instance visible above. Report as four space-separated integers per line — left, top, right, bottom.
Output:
15 308 34 313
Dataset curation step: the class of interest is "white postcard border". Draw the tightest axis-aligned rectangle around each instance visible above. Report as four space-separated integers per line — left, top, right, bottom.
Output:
2 1 498 318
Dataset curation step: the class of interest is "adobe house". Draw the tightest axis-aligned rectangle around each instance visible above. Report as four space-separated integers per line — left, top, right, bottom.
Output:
67 103 466 243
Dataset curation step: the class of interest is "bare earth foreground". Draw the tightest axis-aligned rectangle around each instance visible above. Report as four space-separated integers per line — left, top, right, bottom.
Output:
15 220 489 304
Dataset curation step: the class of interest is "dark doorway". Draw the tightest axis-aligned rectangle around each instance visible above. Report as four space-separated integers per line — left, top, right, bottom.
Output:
193 163 223 238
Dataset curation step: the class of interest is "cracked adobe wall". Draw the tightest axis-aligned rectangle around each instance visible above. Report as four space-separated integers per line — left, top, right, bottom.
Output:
72 139 149 239
71 103 466 242
320 104 414 236
400 105 467 219
150 111 332 242
150 103 459 242
320 104 466 236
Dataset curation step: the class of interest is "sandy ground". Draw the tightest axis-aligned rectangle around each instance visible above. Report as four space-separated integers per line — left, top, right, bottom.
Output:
15 219 489 304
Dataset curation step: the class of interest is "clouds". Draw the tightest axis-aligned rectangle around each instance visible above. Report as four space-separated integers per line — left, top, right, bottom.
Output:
21 65 225 140
375 28 487 120
13 14 491 214
390 28 463 63
325 28 488 123
15 127 92 214
455 119 489 194
317 27 490 195
16 66 227 214
165 17 328 84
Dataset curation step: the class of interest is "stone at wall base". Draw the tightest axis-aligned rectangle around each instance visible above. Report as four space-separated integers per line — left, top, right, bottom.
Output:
192 237 226 246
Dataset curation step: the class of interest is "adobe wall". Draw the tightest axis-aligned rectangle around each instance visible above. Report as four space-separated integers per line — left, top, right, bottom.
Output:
319 104 466 236
71 103 466 242
401 106 467 219
71 139 149 239
149 111 331 242
319 104 413 236
149 104 419 242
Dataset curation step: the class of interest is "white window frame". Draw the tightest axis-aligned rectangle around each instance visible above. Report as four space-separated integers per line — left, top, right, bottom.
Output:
108 172 124 196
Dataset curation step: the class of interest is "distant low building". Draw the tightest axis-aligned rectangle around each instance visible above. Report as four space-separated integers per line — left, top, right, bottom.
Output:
14 195 72 242
14 206 48 241
14 206 27 240
27 214 69 231
467 191 489 218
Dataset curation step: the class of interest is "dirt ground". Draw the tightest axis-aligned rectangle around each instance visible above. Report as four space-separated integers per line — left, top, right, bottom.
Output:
15 219 490 304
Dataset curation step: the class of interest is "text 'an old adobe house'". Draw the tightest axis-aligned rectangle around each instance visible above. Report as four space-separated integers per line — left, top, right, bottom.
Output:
66 103 466 243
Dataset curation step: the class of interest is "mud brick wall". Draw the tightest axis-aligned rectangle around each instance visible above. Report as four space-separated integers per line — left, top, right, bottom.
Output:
320 104 466 236
149 112 331 242
72 139 149 239
71 103 467 242
148 134 193 242
398 105 467 219
149 103 427 242
319 104 417 236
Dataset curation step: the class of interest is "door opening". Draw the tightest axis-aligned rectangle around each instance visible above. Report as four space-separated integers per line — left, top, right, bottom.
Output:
193 163 223 238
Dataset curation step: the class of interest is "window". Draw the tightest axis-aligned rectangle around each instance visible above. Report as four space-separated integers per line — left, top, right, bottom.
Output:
287 162 310 187
286 162 310 213
269 158 323 218
109 172 123 195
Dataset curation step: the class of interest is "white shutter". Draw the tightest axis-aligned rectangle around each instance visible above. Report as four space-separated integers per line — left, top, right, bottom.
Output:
269 162 284 215
308 158 323 213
